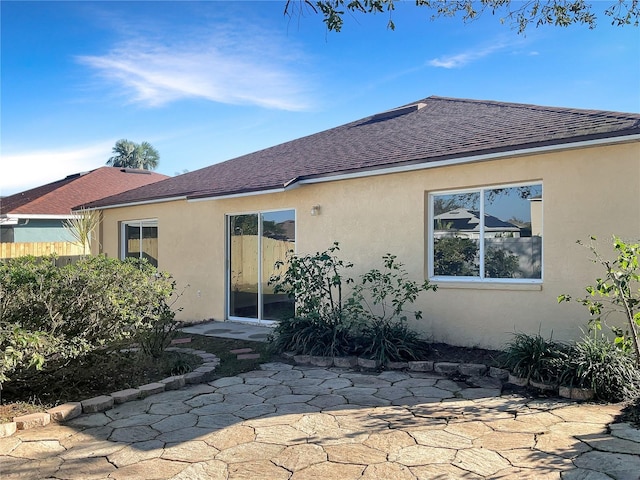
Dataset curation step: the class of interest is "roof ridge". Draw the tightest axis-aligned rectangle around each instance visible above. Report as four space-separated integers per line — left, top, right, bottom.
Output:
428 95 640 118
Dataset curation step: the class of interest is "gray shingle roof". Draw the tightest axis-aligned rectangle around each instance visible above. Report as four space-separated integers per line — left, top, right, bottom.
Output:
86 96 640 209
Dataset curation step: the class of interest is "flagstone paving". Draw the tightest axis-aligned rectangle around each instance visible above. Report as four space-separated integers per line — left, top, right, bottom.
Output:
1 362 638 479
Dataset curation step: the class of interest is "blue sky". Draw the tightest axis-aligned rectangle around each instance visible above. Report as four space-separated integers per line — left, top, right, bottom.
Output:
2 1 639 196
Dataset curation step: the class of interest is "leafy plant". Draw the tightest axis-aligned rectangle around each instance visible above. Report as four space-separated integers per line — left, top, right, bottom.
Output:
485 247 520 278
271 242 354 321
63 208 102 256
558 236 640 365
560 333 640 402
0 255 181 386
269 246 436 363
353 320 430 364
433 236 479 276
136 297 182 358
269 316 355 357
269 243 357 356
501 332 567 383
348 254 436 363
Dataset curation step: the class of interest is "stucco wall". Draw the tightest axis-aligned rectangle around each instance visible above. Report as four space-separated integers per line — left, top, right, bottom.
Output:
10 220 74 243
98 141 640 349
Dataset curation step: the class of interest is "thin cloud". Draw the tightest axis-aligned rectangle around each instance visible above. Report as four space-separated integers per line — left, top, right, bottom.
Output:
1 142 114 196
428 42 509 69
77 29 313 111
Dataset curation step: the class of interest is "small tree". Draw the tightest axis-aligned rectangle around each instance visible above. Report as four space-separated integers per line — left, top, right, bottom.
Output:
268 243 356 356
64 208 102 256
347 254 437 363
559 236 640 365
271 242 354 323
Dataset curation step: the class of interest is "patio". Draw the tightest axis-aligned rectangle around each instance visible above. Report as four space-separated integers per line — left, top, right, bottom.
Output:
2 360 639 479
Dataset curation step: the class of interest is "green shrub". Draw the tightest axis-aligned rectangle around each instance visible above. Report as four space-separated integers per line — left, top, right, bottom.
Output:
268 246 435 363
0 255 180 384
269 243 358 356
561 334 640 402
354 320 430 364
559 236 640 365
269 315 356 357
348 254 435 363
271 242 354 322
501 332 567 382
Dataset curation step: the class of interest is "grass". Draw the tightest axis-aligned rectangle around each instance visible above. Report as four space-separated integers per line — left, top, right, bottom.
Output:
0 334 272 423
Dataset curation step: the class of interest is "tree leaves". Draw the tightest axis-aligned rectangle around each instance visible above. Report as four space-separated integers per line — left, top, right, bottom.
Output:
106 139 160 170
289 0 638 32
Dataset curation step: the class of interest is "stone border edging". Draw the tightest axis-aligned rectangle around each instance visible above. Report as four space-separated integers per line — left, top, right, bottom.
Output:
283 352 510 380
284 354 598 402
0 347 219 439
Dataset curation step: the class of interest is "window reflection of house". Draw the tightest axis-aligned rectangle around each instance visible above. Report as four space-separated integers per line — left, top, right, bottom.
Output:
529 195 543 237
433 208 521 239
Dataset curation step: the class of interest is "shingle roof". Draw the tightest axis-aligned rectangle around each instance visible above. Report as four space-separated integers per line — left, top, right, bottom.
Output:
1 167 168 216
435 208 520 232
86 96 640 209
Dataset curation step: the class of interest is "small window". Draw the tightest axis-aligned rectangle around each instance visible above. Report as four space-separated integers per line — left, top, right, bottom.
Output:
121 219 158 267
429 183 542 282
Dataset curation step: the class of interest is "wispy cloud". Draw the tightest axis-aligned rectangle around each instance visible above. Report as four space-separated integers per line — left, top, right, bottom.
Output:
1 142 114 196
428 41 509 69
77 26 313 111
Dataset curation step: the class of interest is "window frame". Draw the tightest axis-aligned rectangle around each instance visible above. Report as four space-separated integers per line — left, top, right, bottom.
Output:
225 208 297 324
427 182 543 284
120 218 159 266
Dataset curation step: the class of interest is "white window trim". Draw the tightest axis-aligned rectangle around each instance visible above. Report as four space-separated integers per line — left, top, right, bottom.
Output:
428 182 543 284
120 218 158 262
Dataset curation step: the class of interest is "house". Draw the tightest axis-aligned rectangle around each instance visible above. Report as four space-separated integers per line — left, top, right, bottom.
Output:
85 96 640 349
0 167 168 244
433 208 522 238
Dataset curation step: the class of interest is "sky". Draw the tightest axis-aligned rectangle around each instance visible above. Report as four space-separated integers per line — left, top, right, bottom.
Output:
2 1 639 196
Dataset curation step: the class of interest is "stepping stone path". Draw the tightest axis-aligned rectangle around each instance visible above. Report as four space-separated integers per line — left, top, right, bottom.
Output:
1 362 637 479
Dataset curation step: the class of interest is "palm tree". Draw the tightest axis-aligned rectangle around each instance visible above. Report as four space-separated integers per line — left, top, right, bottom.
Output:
107 139 159 170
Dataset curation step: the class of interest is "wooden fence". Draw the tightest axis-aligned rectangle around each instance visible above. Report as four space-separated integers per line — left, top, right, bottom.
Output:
230 236 294 293
0 241 85 259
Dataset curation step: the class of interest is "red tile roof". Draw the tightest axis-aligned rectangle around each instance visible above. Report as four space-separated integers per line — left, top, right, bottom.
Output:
85 96 640 209
1 167 169 216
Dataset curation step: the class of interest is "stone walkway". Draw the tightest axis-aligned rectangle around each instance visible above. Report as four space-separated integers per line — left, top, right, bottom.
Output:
1 362 639 480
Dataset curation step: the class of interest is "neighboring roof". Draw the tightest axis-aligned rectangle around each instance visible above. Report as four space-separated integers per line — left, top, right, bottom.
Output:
434 208 520 233
1 167 169 216
86 96 640 209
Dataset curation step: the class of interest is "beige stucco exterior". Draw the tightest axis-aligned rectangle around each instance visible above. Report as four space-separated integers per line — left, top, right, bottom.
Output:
97 140 640 349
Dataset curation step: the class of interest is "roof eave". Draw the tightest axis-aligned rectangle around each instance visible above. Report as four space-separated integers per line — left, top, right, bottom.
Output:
296 132 640 186
89 131 640 209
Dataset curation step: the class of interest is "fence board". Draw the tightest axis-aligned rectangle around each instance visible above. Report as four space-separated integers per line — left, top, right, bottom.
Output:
0 242 85 259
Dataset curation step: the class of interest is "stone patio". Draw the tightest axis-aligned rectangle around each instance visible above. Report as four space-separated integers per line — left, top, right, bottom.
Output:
1 362 638 479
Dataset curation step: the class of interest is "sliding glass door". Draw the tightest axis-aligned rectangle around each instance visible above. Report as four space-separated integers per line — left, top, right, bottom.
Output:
228 210 295 323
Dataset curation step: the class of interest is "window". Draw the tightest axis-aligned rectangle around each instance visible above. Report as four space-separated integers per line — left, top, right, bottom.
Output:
121 219 158 267
429 183 542 282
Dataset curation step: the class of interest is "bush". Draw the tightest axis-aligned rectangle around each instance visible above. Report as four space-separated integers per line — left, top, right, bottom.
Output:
561 334 640 402
501 332 567 383
269 243 358 357
0 255 180 385
269 316 356 357
354 320 431 364
269 245 436 363
558 236 640 365
348 254 435 363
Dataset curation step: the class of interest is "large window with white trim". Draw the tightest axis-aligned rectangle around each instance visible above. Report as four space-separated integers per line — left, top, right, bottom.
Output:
428 183 542 282
121 219 158 267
